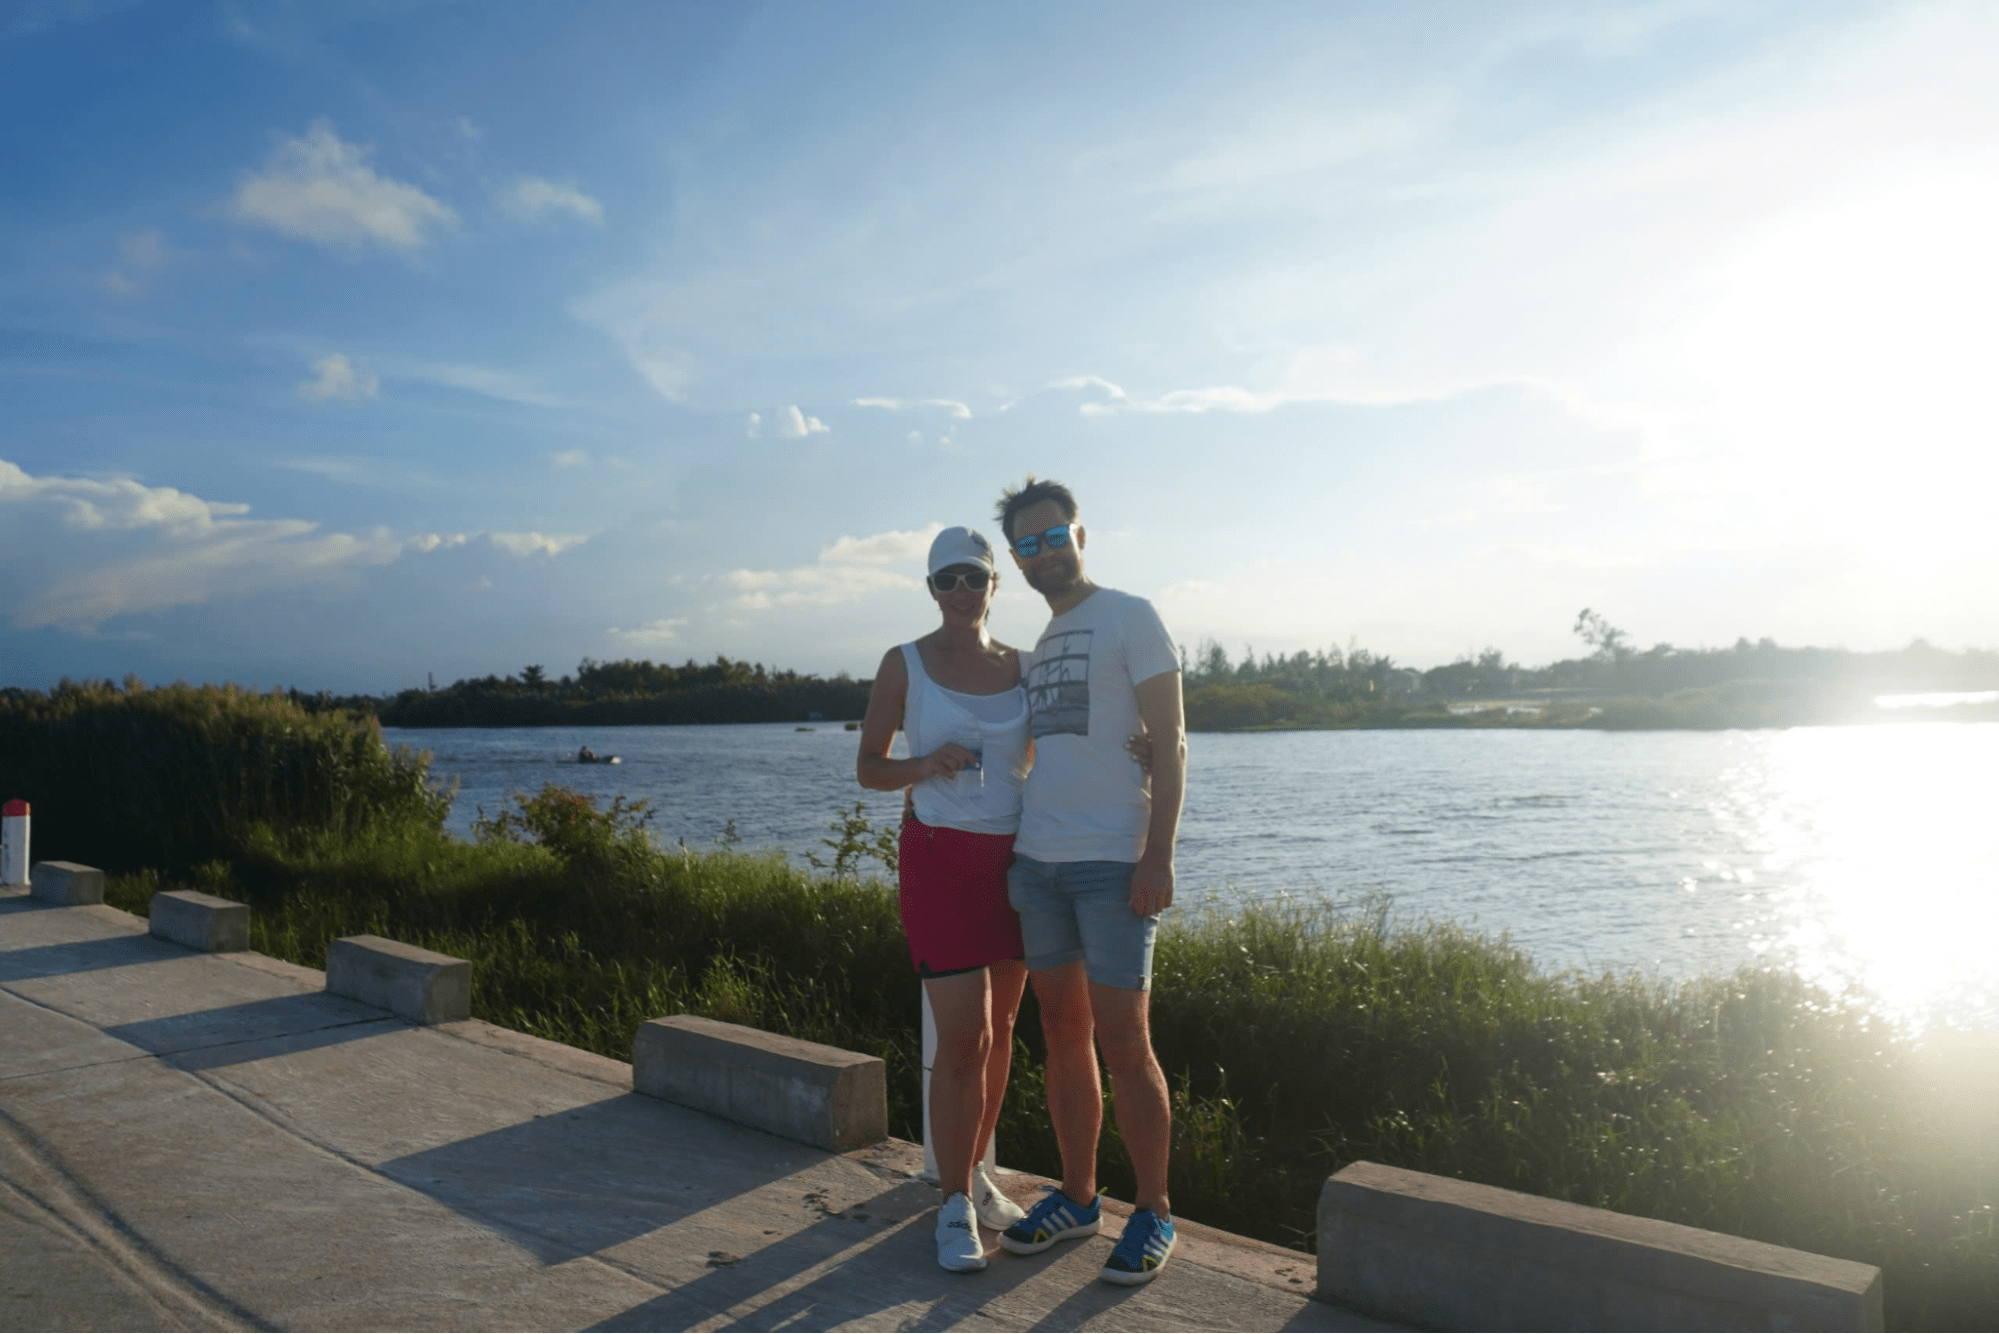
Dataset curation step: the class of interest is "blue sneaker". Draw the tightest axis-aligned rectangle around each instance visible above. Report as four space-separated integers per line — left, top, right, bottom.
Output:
999 1185 1102 1255
1100 1209 1175 1285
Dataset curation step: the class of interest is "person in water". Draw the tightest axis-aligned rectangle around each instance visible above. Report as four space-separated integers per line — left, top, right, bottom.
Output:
578 745 596 762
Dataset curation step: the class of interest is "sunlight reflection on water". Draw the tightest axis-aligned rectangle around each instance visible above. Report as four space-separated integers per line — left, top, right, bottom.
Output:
1744 726 1999 1026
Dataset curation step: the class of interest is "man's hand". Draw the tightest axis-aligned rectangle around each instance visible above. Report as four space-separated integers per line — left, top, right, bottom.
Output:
1130 849 1174 917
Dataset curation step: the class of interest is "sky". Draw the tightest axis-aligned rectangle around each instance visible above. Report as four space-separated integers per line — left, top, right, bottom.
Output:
4 0 1996 693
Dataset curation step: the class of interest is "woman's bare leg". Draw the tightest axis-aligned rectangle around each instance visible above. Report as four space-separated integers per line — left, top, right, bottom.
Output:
973 959 1028 1160
925 968 996 1199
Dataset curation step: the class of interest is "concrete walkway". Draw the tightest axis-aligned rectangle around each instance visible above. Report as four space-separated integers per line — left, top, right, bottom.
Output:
0 888 1391 1332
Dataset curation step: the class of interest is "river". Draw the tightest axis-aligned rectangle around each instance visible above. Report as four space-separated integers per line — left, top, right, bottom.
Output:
383 721 1999 1027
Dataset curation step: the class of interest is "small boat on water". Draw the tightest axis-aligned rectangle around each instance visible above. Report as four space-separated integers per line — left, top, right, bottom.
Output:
575 751 621 764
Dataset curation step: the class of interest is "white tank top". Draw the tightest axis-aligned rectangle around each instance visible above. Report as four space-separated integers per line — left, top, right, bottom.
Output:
899 641 1028 835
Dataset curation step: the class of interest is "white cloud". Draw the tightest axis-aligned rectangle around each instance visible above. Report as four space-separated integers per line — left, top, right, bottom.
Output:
1059 364 1502 417
819 528 936 564
550 449 589 468
230 119 457 252
408 533 470 553
1048 374 1129 403
487 531 589 557
0 457 400 629
718 523 940 610
382 358 568 409
745 412 761 437
853 396 972 419
777 405 830 437
501 175 605 225
608 617 688 646
456 116 482 141
296 352 379 403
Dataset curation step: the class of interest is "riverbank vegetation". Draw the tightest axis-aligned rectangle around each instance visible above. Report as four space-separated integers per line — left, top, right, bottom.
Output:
1178 616 1999 731
315 655 871 728
9 683 1995 1326
267 608 1999 732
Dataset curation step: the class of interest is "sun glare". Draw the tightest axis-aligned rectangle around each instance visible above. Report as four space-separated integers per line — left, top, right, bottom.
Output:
1741 725 1999 1027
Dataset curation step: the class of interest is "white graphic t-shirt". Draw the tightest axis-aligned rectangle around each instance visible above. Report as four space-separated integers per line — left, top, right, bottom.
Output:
1016 587 1180 863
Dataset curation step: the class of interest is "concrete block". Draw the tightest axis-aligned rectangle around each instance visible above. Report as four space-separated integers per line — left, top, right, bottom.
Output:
149 890 251 952
29 861 104 907
633 1014 886 1153
325 935 470 1025
1318 1160 1883 1331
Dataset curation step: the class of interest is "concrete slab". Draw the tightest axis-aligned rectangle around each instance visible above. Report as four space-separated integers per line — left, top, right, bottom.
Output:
150 890 250 953
0 1111 226 1332
326 934 472 1024
0 897 1383 1332
29 861 104 906
635 1013 889 1152
0 990 148 1081
10 943 384 1061
1320 1160 1883 1331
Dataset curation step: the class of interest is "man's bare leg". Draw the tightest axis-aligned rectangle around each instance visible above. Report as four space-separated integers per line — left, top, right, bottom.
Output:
1090 980 1171 1217
1029 959 1101 1204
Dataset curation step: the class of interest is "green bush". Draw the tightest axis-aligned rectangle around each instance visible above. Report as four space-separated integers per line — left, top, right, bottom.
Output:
0 679 446 871
471 783 657 867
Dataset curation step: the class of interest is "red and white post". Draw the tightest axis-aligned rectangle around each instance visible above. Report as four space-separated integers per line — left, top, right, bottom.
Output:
1 800 28 887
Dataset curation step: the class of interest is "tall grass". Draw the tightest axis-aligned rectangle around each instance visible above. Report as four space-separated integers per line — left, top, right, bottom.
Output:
0 679 443 870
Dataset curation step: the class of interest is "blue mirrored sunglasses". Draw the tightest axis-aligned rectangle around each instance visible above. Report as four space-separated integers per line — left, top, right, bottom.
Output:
1010 524 1074 559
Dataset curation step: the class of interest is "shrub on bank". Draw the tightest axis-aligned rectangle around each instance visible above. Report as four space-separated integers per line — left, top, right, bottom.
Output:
0 679 445 871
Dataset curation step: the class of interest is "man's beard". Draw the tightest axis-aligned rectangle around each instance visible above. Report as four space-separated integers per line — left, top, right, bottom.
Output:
1024 555 1082 597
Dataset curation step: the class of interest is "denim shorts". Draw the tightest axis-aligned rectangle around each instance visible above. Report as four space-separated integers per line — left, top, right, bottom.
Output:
1006 854 1158 991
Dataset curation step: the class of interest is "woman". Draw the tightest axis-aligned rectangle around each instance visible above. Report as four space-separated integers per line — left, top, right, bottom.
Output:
855 525 1032 1274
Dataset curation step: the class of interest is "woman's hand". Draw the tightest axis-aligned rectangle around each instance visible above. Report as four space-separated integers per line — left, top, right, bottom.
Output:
1126 732 1155 774
917 741 980 782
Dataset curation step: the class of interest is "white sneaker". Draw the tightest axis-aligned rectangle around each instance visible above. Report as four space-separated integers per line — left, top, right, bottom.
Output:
972 1167 1026 1230
935 1192 987 1272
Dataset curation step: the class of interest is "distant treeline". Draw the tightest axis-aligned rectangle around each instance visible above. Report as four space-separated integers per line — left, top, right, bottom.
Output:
1179 614 1999 731
313 656 872 728
282 612 1999 732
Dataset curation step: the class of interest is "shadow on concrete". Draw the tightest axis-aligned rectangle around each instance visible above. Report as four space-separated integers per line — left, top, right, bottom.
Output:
0 932 177 982
379 1092 820 1263
110 993 392 1066
587 1178 1050 1332
1277 1296 1362 1332
0 894 56 916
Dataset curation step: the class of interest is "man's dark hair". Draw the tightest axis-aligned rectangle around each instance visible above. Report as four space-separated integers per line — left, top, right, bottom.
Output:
995 476 1079 541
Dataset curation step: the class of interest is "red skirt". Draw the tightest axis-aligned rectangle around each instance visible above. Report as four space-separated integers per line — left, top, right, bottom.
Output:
896 817 1024 976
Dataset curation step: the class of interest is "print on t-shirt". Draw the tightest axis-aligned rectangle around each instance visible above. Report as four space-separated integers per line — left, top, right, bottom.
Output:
1026 628 1092 738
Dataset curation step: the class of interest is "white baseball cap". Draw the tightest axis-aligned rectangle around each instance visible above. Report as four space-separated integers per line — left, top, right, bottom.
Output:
927 526 996 576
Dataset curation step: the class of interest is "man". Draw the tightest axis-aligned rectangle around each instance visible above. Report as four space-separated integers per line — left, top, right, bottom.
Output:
993 476 1186 1286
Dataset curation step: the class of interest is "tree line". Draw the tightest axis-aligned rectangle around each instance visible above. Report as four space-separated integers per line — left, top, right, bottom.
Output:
285 612 1997 731
302 655 872 728
1178 612 1999 730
